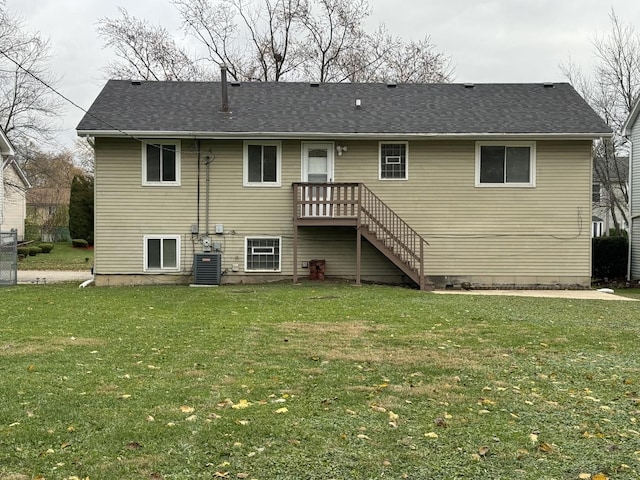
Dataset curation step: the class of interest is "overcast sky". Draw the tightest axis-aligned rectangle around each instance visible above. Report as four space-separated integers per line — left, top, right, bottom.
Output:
6 0 640 150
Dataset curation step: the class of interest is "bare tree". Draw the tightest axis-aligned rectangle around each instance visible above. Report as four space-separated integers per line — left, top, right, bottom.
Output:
21 147 82 241
97 7 205 81
0 7 64 149
100 0 453 84
174 0 306 81
73 137 95 176
371 36 454 83
298 0 370 82
561 11 640 235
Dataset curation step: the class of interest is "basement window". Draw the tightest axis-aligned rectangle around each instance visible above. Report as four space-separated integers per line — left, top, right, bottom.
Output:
144 235 180 272
142 141 181 186
245 237 281 272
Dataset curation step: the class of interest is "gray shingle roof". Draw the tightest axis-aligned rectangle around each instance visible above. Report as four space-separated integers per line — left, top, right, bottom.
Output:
77 80 611 137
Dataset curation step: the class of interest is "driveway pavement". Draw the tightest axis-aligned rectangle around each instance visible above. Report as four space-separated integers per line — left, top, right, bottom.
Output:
17 270 93 284
433 289 637 301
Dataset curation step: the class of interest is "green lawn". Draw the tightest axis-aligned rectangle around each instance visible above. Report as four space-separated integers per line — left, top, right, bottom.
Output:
1 282 639 479
18 242 93 270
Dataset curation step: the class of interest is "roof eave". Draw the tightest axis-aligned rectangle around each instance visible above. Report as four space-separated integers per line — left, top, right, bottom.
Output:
2 158 32 188
623 98 640 136
77 130 613 141
0 128 15 156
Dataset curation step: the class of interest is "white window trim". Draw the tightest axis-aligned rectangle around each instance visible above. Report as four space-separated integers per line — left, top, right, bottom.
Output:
379 141 409 181
142 140 181 187
592 220 604 238
143 235 181 272
243 141 282 187
244 236 282 272
592 183 601 203
301 142 335 183
475 141 536 188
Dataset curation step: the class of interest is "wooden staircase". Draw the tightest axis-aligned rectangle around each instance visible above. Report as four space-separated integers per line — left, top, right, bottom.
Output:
293 183 432 290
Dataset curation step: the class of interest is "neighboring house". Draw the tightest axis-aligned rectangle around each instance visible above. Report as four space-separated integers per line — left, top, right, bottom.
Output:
623 102 640 281
1 158 31 240
26 187 71 242
0 127 15 228
77 76 611 289
591 156 629 237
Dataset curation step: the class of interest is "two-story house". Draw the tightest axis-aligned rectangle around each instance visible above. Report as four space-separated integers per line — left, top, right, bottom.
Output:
77 75 611 289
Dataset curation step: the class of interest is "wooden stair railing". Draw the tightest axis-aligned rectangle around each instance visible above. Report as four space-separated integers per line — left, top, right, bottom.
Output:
293 183 430 290
358 184 429 290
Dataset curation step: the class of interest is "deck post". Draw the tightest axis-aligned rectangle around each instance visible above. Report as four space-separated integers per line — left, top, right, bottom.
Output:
420 240 425 291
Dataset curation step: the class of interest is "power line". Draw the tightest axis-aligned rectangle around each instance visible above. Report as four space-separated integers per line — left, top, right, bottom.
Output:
0 48 141 144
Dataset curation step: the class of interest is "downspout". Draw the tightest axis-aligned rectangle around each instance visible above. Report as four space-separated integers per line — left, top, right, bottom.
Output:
205 154 211 236
627 137 633 283
196 140 201 233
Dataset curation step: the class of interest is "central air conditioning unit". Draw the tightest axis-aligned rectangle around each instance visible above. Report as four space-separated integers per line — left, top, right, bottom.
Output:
193 253 222 285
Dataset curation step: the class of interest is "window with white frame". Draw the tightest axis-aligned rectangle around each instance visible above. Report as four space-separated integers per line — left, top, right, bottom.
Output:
245 237 281 271
379 142 408 180
243 141 281 186
476 142 535 187
592 183 601 203
144 235 180 271
142 141 181 186
591 219 604 237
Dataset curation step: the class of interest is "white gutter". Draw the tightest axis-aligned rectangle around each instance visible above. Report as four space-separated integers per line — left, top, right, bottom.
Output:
77 130 613 141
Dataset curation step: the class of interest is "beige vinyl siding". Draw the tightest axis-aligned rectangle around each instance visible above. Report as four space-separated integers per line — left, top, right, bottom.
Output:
1 165 27 239
95 137 593 285
630 123 640 279
94 138 199 274
335 140 592 279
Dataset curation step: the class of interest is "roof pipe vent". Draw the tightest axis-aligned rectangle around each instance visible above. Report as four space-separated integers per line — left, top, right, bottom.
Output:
355 98 362 109
220 64 229 113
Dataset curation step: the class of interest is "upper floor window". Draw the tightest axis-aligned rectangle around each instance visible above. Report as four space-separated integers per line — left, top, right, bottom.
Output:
592 183 601 203
142 141 181 186
244 141 281 187
379 142 408 180
475 142 536 187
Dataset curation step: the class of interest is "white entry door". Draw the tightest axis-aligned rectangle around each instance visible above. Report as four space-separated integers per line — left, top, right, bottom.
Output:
302 143 334 217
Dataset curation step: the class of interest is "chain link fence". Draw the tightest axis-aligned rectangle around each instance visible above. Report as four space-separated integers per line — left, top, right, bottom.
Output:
0 231 17 286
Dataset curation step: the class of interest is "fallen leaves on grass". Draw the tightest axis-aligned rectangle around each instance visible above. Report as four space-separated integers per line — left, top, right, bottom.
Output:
180 405 195 414
232 399 252 409
538 442 553 453
477 446 489 457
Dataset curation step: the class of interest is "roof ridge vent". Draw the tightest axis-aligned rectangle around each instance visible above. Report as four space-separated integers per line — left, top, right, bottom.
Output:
131 80 142 86
463 83 475 89
543 82 555 88
387 82 397 88
231 81 241 87
310 82 320 87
